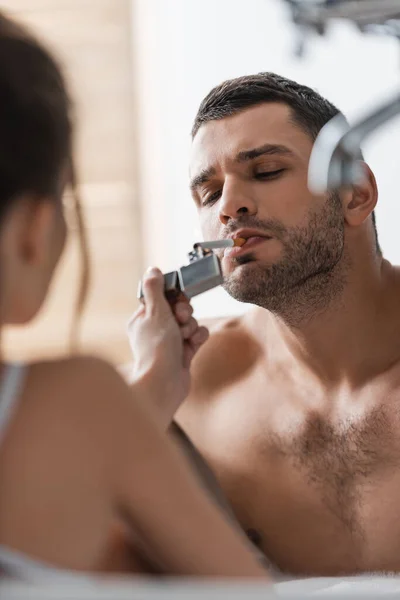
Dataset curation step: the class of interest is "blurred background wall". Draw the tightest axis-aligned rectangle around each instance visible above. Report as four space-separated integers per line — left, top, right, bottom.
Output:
1 0 400 363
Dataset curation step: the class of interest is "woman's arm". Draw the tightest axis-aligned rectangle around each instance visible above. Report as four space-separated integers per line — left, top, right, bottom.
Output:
93 362 271 580
127 269 208 430
106 270 271 578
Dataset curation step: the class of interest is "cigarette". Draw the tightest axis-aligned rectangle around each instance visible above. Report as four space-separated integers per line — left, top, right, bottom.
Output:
194 238 246 250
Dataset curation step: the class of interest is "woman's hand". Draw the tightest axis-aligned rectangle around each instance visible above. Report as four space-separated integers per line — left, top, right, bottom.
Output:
127 268 208 427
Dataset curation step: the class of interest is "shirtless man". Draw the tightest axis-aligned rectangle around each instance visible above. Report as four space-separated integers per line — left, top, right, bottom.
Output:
130 72 400 577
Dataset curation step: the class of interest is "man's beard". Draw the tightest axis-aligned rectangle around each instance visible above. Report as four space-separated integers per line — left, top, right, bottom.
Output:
222 195 348 325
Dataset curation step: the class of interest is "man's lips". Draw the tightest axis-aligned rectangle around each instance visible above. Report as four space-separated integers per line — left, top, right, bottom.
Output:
224 235 271 258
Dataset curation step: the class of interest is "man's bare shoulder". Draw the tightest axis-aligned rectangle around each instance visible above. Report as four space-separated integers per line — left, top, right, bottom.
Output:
189 313 263 399
198 316 238 332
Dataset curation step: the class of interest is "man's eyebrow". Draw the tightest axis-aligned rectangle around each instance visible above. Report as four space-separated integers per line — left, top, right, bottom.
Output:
236 143 294 163
189 166 216 192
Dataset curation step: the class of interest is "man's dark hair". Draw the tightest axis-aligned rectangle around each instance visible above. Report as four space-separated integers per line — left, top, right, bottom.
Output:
192 72 380 254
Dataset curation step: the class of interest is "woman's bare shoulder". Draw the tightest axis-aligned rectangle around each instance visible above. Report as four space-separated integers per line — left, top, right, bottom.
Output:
1 356 133 495
10 355 129 447
28 354 117 383
26 355 124 403
0 356 130 552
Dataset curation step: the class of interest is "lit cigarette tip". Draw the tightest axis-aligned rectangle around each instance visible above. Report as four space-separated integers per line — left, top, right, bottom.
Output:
233 237 246 247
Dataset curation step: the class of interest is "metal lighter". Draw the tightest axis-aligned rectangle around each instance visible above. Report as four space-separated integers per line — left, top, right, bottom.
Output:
137 238 245 303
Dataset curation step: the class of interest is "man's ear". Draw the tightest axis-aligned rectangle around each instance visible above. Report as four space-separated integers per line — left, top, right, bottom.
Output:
343 162 378 227
19 198 56 265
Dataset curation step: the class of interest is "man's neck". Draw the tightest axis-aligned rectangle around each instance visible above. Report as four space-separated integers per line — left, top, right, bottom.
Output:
252 257 400 388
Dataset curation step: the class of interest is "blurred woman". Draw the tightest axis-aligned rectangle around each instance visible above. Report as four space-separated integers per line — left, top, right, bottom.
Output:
0 11 270 583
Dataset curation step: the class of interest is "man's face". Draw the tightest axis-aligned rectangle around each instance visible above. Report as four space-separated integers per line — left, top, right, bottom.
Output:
189 103 346 312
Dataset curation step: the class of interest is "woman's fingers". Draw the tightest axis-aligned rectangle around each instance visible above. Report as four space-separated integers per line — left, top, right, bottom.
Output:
174 301 193 324
180 316 199 340
182 327 210 368
190 326 209 346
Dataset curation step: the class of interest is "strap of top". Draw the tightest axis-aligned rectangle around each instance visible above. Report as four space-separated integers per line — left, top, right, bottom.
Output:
0 363 26 446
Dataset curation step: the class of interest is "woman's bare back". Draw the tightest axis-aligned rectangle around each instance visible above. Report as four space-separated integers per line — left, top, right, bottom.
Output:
0 356 269 580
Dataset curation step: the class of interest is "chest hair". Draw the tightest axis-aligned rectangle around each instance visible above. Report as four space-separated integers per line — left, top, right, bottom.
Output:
268 404 400 537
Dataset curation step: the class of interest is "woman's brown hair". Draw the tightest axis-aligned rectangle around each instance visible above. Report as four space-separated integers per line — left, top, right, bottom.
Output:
0 11 89 346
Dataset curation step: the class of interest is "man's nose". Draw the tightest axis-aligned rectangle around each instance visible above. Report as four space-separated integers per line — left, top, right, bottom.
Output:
218 179 257 225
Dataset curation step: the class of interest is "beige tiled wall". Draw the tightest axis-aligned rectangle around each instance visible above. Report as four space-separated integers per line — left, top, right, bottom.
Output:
1 0 141 364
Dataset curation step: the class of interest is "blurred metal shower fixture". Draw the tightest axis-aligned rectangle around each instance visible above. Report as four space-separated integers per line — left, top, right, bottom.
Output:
282 0 400 193
308 94 400 194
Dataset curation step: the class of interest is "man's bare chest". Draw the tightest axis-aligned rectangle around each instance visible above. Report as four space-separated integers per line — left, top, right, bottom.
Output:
191 377 400 575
